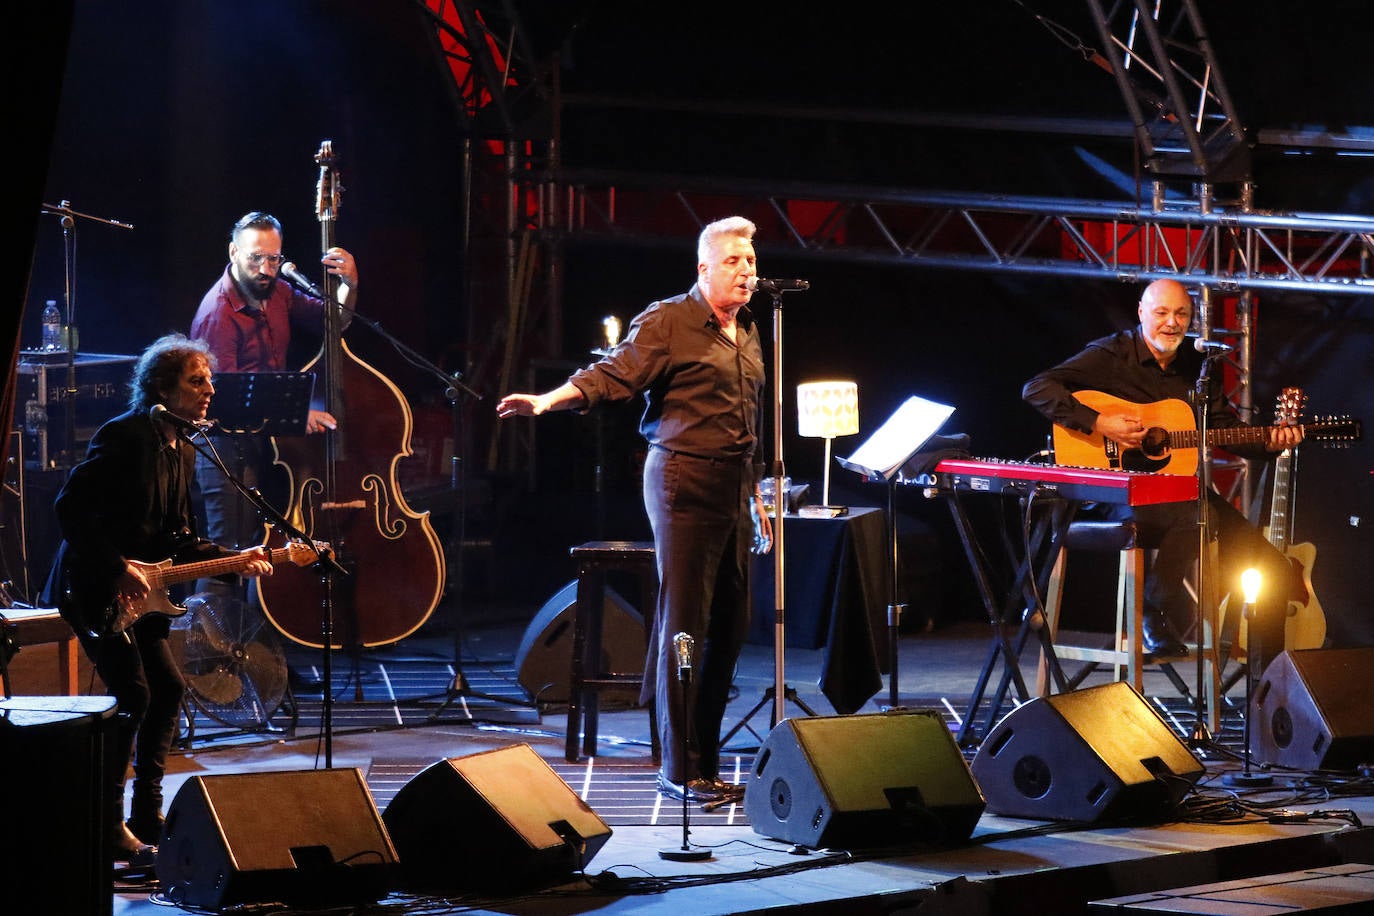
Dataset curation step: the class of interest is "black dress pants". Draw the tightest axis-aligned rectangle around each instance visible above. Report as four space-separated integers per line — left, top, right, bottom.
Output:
641 446 752 784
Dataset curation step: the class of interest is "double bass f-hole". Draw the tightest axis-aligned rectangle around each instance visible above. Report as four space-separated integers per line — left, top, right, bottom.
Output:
257 140 445 650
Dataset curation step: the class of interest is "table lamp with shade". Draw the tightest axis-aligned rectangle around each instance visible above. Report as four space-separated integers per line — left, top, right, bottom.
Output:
797 380 859 512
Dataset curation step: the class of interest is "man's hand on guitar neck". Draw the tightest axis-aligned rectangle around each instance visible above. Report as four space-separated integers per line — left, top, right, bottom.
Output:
1266 424 1304 452
1093 410 1148 449
238 545 274 579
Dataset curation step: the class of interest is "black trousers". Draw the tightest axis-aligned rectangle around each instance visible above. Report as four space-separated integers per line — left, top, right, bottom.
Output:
76 615 186 821
1103 491 1294 674
642 446 752 784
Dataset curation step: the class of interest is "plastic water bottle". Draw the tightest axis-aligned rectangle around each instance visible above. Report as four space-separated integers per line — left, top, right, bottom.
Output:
42 299 63 350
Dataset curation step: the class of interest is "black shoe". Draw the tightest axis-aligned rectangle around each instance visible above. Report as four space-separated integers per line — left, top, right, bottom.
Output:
112 823 156 866
703 776 744 798
1142 611 1187 657
656 774 733 803
126 812 164 846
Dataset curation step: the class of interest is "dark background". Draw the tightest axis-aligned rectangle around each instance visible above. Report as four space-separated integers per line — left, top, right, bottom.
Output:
9 2 1372 640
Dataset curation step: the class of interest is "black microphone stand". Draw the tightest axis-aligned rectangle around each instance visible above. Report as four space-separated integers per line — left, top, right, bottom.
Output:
38 201 134 468
312 302 534 720
182 427 345 760
660 634 711 862
1189 352 1221 752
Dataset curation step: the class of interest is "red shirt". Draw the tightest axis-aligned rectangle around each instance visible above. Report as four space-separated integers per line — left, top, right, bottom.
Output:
190 265 327 373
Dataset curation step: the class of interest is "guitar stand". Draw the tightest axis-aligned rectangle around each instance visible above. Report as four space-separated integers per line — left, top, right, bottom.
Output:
941 486 1073 749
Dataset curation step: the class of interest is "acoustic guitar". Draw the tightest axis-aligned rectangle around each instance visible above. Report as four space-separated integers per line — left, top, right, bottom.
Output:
1052 390 1362 474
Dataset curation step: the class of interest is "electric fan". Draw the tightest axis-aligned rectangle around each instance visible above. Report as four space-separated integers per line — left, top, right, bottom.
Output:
170 592 289 729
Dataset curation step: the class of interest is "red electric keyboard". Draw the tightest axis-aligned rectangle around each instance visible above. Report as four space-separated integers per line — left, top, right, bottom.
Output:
919 457 1199 507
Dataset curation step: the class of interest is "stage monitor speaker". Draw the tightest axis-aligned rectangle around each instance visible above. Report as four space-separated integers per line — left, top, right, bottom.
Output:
1253 648 1374 771
743 708 984 849
970 681 1203 823
157 767 399 910
514 579 646 705
382 742 612 892
1 696 117 916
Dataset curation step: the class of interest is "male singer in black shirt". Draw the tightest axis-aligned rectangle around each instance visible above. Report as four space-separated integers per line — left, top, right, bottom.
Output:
496 216 773 805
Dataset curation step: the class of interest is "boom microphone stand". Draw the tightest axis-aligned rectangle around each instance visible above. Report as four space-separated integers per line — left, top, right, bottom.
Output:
39 201 134 466
298 298 527 720
182 423 344 759
1189 340 1228 753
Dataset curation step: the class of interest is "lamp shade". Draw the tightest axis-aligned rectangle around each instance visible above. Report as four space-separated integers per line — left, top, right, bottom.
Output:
797 381 859 439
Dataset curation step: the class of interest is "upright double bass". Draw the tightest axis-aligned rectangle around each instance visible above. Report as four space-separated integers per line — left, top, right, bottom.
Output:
259 141 445 649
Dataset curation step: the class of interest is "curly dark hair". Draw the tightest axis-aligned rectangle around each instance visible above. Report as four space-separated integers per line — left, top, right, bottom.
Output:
127 333 215 412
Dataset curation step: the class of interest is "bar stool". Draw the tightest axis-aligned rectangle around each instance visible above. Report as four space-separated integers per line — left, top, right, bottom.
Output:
1037 520 1210 705
566 540 660 762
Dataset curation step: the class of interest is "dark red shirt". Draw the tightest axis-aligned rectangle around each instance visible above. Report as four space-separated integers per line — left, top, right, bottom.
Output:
190 265 328 373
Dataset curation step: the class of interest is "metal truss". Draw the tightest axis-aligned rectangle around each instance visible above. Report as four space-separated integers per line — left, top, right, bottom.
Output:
411 0 552 137
1083 0 1250 180
537 168 1374 295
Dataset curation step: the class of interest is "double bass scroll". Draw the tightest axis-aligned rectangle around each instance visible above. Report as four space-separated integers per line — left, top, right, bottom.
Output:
257 140 446 649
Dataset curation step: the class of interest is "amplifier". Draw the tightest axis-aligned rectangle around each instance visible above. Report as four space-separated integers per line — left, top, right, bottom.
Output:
16 352 137 470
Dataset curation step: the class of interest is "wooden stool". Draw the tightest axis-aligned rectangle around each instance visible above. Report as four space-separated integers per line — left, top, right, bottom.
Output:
1038 520 1208 706
566 540 660 762
0 607 80 695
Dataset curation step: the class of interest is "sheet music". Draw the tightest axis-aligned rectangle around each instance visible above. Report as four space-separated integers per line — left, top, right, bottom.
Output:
836 395 955 482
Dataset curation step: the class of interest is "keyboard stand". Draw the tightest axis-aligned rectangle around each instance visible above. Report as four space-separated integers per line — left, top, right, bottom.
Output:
937 487 1074 749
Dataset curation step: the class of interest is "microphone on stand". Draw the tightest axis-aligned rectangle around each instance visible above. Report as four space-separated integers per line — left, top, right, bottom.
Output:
660 630 711 862
673 632 694 685
1192 337 1234 353
149 403 214 436
747 277 810 293
280 261 324 298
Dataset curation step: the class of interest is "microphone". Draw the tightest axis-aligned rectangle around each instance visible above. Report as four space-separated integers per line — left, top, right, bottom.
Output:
1192 337 1234 354
747 276 810 293
150 403 213 435
673 632 694 684
280 261 323 298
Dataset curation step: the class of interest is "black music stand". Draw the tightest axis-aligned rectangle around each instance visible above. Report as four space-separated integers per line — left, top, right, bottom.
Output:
208 372 315 435
836 395 956 710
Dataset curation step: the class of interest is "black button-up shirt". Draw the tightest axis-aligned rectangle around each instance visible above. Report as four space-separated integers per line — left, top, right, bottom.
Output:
569 285 766 471
1022 326 1267 461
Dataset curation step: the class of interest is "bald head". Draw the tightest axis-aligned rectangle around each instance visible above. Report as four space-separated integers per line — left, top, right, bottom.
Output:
1137 279 1193 364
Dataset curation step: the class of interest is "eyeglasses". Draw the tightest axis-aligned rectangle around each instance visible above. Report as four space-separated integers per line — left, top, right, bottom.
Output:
243 253 285 267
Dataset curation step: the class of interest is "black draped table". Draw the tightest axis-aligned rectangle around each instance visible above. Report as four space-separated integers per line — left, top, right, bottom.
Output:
748 506 890 714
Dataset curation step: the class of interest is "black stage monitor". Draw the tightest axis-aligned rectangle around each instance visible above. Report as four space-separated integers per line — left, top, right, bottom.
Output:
209 372 315 436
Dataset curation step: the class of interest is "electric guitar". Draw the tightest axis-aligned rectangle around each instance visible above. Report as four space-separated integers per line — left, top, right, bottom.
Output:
1053 390 1362 474
108 539 326 634
1265 387 1326 652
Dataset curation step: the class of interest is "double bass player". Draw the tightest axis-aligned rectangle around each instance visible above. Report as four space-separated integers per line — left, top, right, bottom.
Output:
189 211 357 594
